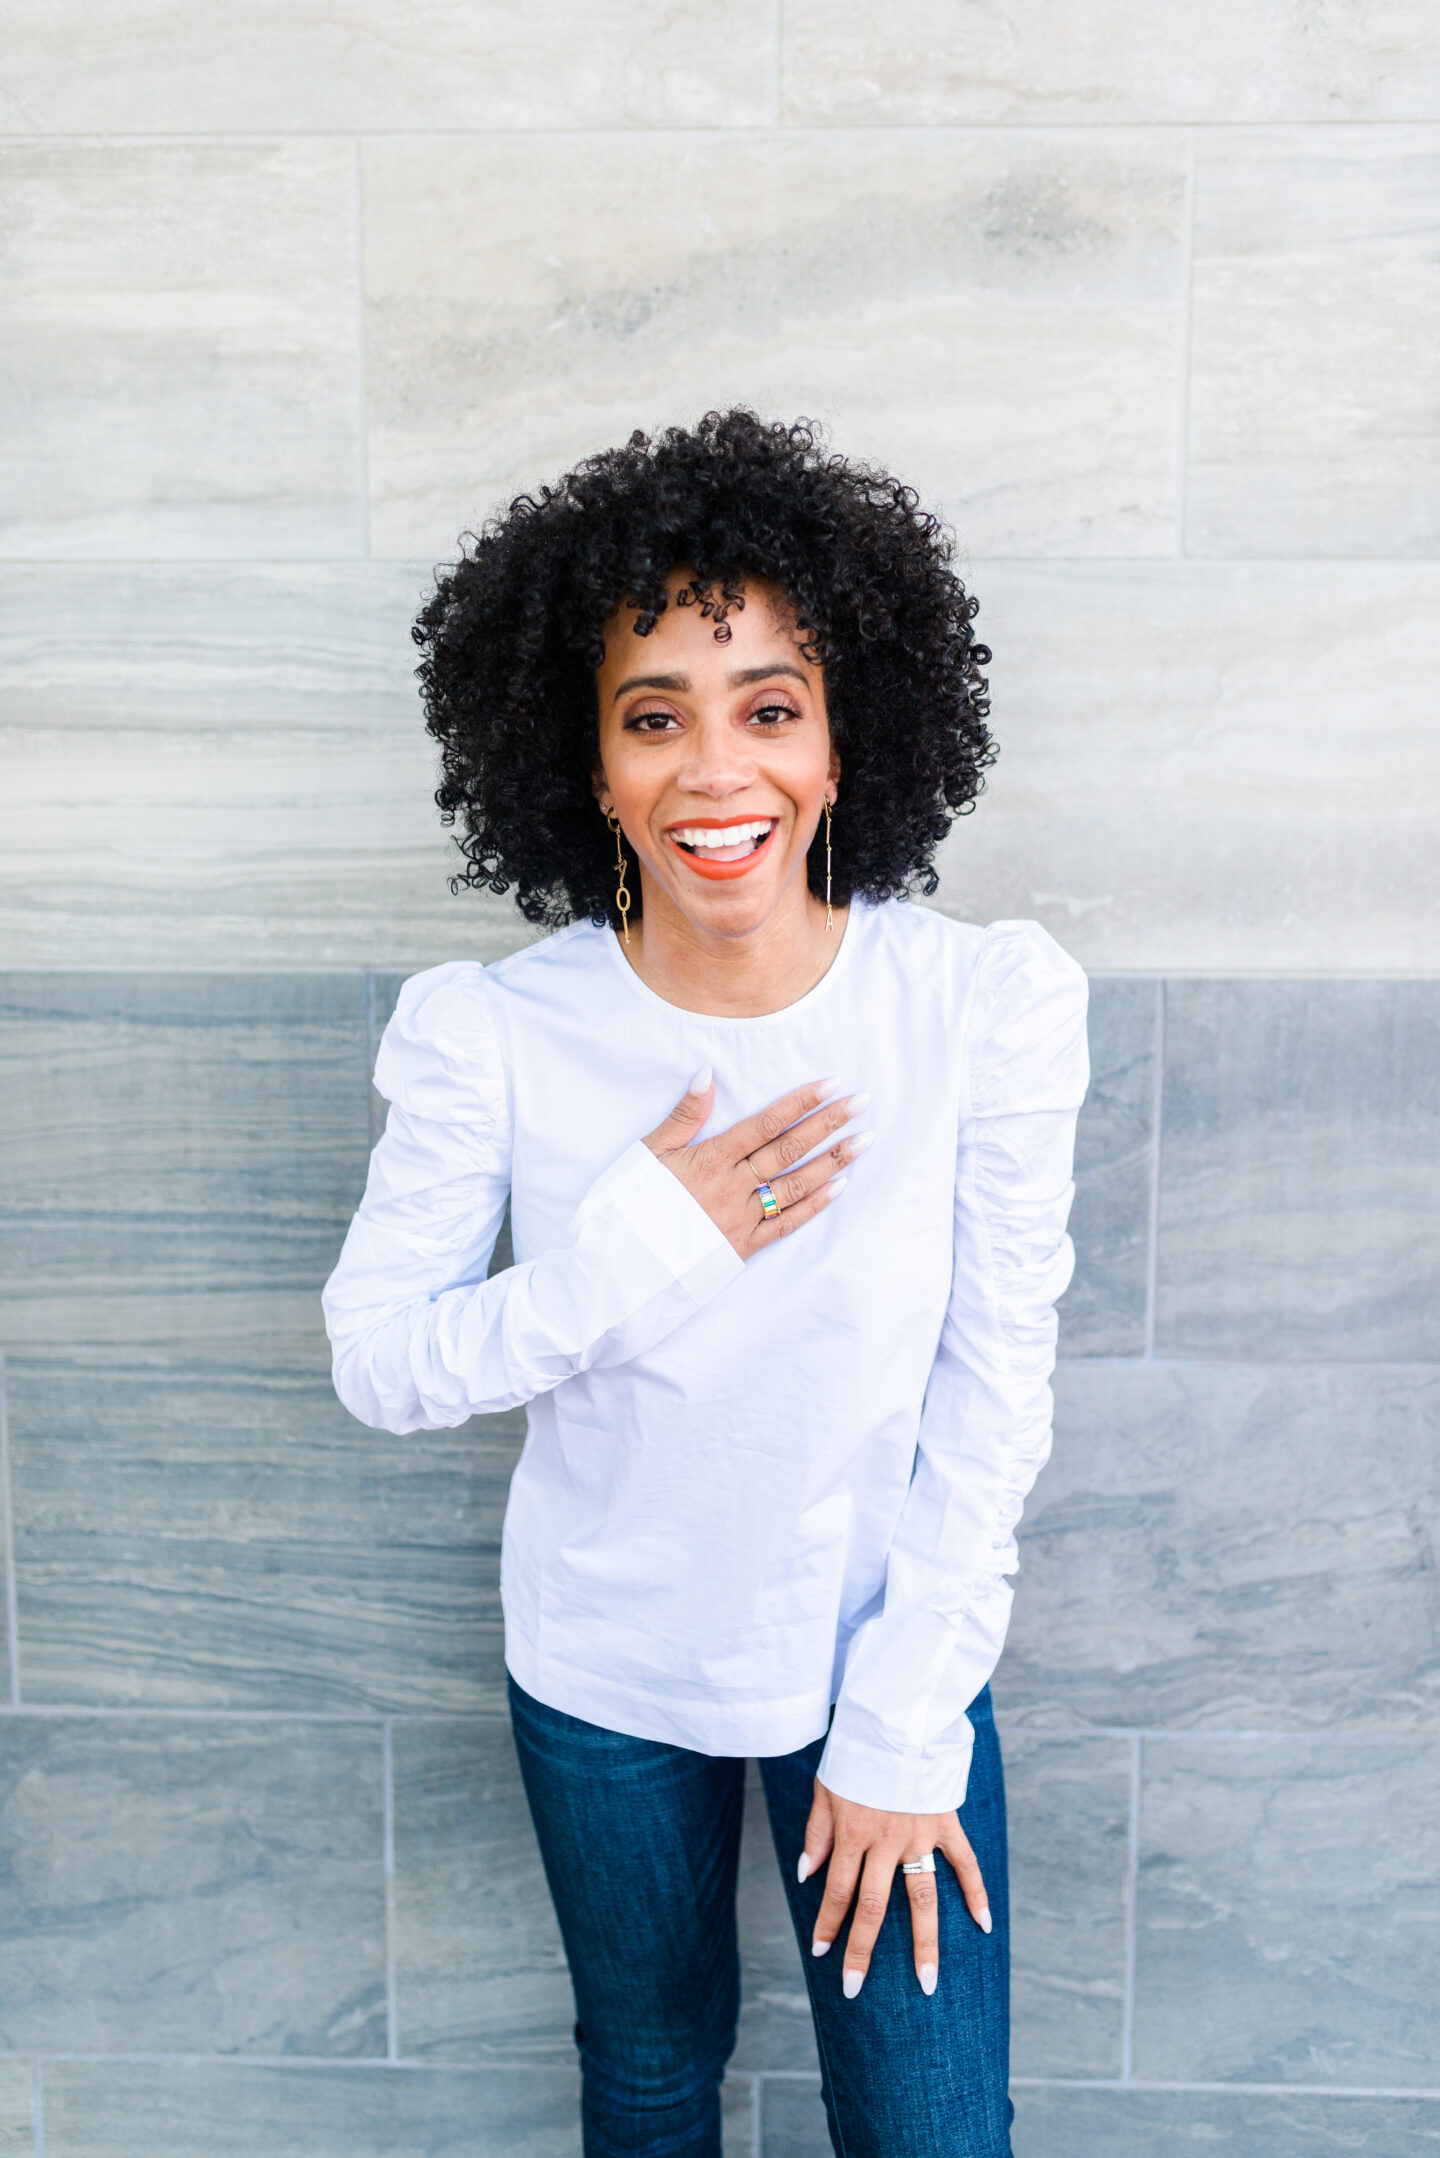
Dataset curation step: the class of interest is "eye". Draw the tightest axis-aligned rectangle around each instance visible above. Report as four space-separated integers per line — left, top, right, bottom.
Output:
625 709 682 734
749 700 801 727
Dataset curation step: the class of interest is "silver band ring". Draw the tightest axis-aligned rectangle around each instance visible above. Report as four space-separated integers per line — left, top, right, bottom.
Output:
901 1854 937 1875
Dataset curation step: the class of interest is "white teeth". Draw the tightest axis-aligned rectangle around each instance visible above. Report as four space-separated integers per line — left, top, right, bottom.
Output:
670 820 775 849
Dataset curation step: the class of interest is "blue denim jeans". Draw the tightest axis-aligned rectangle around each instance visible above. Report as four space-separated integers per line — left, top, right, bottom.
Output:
508 1675 1013 2158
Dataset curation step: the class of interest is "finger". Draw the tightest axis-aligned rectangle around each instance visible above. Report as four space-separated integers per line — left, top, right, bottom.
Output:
840 1846 897 2000
797 1781 835 1886
937 1818 992 1934
811 1841 862 1961
745 1090 871 1185
766 1129 871 1215
904 1861 941 1996
643 1066 713 1153
749 1172 847 1250
723 1079 843 1167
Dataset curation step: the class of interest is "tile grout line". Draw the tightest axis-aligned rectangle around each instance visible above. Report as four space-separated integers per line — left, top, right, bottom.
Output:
351 137 371 562
0 1354 21 1708
31 2061 42 2158
365 968 378 1147
1176 133 1197 558
752 2067 764 2156
383 1717 399 2062
1142 979 1164 1360
1120 1731 1141 2084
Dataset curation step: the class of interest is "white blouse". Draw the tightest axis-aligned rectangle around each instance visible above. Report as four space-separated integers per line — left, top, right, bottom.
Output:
323 899 1088 1814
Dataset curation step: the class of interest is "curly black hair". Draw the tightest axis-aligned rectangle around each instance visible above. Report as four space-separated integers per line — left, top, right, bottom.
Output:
413 409 994 929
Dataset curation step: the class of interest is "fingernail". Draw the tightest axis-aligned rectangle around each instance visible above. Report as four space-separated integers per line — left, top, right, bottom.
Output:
920 1963 938 1996
687 1066 712 1095
796 1853 812 1884
978 1907 992 1935
843 1969 865 2000
848 1130 875 1156
815 1077 842 1100
825 1175 848 1198
845 1090 872 1113
811 1938 831 1958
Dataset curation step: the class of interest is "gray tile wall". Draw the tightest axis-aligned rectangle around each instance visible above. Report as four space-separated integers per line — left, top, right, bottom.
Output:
2 972 1437 2150
2 5 1437 2152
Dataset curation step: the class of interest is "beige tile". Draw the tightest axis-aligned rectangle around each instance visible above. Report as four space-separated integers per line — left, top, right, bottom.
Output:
0 142 360 560
365 131 1186 559
0 0 772 131
0 565 531 966
932 559 1440 972
782 0 1440 124
1188 130 1440 558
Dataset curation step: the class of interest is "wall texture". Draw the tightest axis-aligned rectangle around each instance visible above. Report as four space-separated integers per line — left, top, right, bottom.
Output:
0 5 1437 2154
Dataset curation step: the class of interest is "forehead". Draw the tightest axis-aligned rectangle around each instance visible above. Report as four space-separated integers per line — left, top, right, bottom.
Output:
600 574 805 665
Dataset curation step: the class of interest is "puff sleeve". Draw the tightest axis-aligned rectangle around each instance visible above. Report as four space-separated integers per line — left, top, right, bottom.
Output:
817 922 1089 1814
322 963 743 1434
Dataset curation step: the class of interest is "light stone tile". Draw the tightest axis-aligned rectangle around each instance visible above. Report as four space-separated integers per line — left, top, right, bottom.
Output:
759 2077 829 2156
0 565 529 969
1013 2086 1440 2157
1156 980 1440 1359
0 143 360 560
1005 1735 1130 2078
0 1718 386 2055
933 561 1440 973
0 0 772 131
6 1352 520 1711
0 2065 32 2155
783 1 1440 124
1188 131 1440 557
1002 1363 1440 1731
1059 977 1155 1359
1133 1734 1440 2085
735 1763 819 2074
0 972 370 1354
390 1719 573 2061
722 2073 759 2158
40 2059 582 2158
364 132 1186 560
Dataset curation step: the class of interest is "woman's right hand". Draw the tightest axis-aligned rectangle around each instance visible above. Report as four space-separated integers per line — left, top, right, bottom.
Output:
643 1069 870 1259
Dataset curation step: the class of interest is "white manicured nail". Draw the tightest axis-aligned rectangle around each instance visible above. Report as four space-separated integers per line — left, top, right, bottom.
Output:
797 1853 812 1884
843 1969 865 2000
825 1176 848 1198
814 1077 842 1099
688 1066 712 1095
845 1091 872 1114
848 1131 875 1156
920 1963 938 1996
977 1907 992 1935
811 1938 831 1958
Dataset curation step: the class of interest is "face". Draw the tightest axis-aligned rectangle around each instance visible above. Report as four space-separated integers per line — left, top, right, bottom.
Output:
592 570 837 941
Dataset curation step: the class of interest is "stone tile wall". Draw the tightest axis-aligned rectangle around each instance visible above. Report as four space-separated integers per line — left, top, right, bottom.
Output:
1 5 1437 2153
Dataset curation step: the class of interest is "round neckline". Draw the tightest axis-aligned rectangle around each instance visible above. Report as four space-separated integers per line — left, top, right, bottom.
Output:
596 898 866 1027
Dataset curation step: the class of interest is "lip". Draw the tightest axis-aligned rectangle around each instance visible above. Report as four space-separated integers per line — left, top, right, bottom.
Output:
663 816 782 882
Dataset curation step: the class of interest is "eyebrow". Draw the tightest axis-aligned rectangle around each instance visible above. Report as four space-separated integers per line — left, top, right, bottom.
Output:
610 662 810 702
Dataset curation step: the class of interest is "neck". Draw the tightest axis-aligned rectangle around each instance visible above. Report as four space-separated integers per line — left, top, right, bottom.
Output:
617 865 848 1017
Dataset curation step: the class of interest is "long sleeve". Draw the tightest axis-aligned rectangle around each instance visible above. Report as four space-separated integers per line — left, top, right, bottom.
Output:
817 922 1089 1814
322 962 743 1435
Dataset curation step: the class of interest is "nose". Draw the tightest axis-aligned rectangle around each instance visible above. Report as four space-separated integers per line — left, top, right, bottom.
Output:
673 711 759 799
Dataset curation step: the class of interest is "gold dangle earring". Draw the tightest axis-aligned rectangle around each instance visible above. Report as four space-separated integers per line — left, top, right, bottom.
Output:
605 807 632 944
823 795 834 933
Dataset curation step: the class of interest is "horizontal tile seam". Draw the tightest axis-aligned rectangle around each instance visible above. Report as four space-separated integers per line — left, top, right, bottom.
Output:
22 2058 1440 2099
1 1707 1437 1743
0 121 1436 143
7 969 1440 983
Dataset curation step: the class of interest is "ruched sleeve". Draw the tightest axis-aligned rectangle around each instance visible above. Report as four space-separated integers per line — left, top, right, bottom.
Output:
322 962 743 1434
818 922 1089 1814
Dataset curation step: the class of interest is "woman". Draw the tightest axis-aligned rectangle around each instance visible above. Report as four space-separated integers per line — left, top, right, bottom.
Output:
323 410 1088 2158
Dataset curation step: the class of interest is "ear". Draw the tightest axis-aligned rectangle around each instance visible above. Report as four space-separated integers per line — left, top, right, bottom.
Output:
590 763 609 809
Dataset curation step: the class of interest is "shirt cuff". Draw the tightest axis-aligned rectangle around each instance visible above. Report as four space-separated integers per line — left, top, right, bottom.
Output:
817 1715 975 1817
572 1138 744 1304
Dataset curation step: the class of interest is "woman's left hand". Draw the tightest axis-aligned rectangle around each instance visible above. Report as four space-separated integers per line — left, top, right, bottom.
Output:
798 1777 991 1999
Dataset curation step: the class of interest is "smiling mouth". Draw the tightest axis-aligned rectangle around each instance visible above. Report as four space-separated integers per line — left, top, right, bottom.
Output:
668 817 778 864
